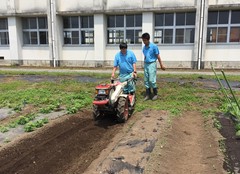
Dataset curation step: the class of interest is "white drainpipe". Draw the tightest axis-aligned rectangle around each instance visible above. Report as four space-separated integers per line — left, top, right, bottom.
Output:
197 0 205 70
49 0 56 67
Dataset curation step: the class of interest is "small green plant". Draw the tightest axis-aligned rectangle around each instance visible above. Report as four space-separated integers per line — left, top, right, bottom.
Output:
24 122 36 132
0 126 9 133
24 118 49 132
213 117 222 130
3 138 11 143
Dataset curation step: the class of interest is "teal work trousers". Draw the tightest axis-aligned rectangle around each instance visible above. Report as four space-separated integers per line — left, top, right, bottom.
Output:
119 73 135 93
144 61 157 89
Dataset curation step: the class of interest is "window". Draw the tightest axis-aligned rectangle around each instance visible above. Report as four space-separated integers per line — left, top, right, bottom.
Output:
22 17 48 45
154 12 195 44
207 10 240 43
0 18 9 46
63 16 94 45
107 14 142 44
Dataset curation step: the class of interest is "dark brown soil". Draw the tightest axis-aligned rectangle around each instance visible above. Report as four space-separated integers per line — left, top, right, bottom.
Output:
218 114 240 174
0 111 122 174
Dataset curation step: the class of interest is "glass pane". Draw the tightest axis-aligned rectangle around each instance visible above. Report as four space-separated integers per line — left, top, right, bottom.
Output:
217 27 227 42
116 15 124 27
23 32 30 44
135 30 142 44
72 31 79 44
38 17 47 29
89 16 93 28
107 16 115 27
176 12 185 26
22 18 29 29
231 10 240 24
63 17 71 29
154 30 163 44
64 31 71 44
0 32 9 45
135 14 142 27
230 27 240 42
186 12 195 25
207 28 217 42
107 30 114 44
71 17 79 28
82 30 93 44
126 30 134 44
126 15 134 27
165 13 174 26
29 18 37 29
30 32 38 44
185 28 195 43
164 29 173 43
89 31 94 44
208 11 218 24
39 31 48 44
0 19 7 30
81 31 86 44
155 13 164 26
116 30 124 43
81 16 88 28
175 29 184 43
218 11 229 24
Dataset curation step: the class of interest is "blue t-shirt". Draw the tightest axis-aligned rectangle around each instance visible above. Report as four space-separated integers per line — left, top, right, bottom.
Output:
114 50 137 75
142 42 160 63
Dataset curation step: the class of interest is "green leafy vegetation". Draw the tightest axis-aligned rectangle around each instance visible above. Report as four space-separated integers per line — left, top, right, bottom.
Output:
24 118 49 132
211 66 240 136
0 69 239 135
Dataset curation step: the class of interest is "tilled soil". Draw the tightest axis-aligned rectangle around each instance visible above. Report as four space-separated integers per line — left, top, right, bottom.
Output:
0 109 230 174
0 111 123 174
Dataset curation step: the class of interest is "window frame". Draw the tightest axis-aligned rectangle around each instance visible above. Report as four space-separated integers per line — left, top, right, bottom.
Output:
0 18 9 46
22 17 48 46
207 10 240 44
107 14 142 45
154 12 196 45
63 16 94 45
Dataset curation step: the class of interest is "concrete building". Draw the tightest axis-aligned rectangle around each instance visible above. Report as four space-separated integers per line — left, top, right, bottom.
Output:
0 0 239 69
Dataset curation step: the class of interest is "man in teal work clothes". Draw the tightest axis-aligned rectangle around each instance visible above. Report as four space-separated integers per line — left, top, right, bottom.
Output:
111 42 137 94
141 32 165 101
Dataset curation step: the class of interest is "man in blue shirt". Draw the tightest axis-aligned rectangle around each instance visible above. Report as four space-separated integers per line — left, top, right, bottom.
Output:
111 42 137 93
141 32 165 101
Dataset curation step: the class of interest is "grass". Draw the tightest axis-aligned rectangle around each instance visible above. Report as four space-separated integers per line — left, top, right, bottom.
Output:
0 70 239 133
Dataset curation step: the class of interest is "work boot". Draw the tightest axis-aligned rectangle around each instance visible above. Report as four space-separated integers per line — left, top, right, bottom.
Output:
144 88 151 101
152 88 158 101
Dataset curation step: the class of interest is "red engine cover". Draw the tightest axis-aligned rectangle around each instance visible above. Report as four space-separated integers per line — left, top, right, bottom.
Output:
95 84 112 90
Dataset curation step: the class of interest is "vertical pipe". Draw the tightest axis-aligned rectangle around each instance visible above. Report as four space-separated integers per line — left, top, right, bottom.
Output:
50 0 56 67
197 0 205 70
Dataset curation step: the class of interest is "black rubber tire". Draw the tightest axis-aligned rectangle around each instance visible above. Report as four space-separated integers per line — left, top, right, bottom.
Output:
117 97 129 123
92 104 101 120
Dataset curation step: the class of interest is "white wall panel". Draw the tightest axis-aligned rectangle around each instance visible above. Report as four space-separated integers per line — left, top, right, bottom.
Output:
0 0 8 13
57 0 103 12
209 0 240 5
154 0 196 8
106 0 142 10
16 0 47 13
160 46 194 61
22 48 49 60
205 45 240 61
62 47 94 60
0 49 10 59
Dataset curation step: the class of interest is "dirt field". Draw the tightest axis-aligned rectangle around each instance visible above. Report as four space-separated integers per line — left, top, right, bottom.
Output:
0 73 240 174
0 108 239 174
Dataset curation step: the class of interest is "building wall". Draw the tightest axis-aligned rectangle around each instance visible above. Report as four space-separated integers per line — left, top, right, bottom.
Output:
0 0 239 69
